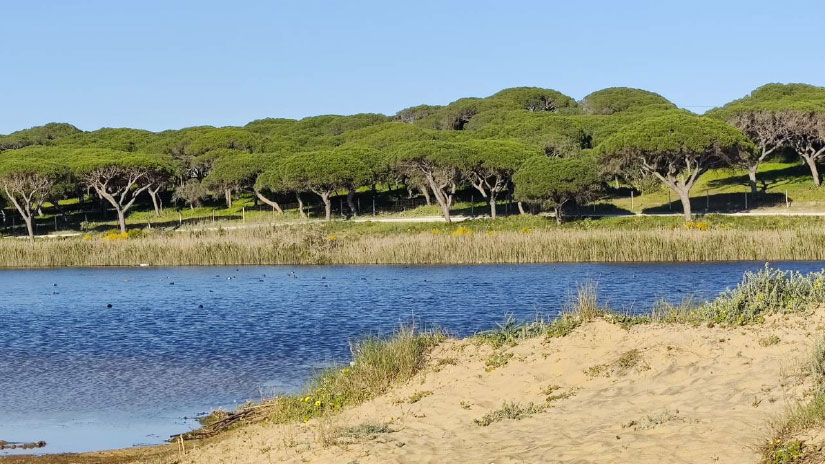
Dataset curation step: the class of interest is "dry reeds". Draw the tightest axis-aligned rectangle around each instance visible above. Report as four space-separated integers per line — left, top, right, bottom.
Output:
3 225 825 267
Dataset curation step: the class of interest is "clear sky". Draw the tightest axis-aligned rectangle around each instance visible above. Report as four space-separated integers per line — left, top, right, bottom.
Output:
2 0 824 134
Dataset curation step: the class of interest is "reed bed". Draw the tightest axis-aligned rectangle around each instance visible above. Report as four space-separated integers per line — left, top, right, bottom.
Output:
2 224 825 267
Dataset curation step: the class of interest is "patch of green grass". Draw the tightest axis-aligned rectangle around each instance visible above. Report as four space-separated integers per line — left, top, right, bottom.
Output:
622 410 682 431
407 390 433 404
586 349 647 378
698 266 825 326
473 402 545 426
760 335 782 347
187 326 443 438
761 337 825 463
616 349 644 370
763 439 807 464
436 357 458 367
340 423 394 438
485 351 514 372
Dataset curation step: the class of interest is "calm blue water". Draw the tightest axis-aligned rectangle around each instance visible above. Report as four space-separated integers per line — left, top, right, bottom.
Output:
1 262 824 454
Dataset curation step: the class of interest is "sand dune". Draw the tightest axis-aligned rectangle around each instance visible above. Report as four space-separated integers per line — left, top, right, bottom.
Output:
176 311 825 463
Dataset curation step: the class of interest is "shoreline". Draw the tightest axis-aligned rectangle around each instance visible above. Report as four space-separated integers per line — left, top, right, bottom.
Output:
5 266 825 462
2 258 825 271
6 309 825 463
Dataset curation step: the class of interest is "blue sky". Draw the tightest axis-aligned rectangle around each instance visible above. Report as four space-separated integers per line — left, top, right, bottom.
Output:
2 0 824 134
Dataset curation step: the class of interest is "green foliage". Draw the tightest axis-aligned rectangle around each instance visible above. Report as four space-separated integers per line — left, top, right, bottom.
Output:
394 105 443 124
462 139 541 174
698 266 825 325
267 149 374 200
513 155 601 218
710 83 825 116
252 327 441 426
185 128 262 156
343 122 439 151
69 148 177 176
54 128 158 152
597 113 755 166
467 111 591 156
580 87 677 115
488 87 578 113
0 123 81 150
391 140 475 169
597 113 756 218
763 439 806 464
172 180 210 209
473 402 545 426
204 153 275 192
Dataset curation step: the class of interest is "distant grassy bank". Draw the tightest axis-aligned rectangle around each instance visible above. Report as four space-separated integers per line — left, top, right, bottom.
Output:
2 215 825 267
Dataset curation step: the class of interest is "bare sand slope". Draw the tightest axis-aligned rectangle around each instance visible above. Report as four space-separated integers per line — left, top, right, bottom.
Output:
178 311 825 464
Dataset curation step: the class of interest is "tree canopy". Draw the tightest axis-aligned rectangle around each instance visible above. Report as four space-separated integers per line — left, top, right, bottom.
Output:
513 155 601 223
580 87 677 115
0 150 71 239
2 83 824 230
707 83 825 186
0 123 81 151
596 113 755 220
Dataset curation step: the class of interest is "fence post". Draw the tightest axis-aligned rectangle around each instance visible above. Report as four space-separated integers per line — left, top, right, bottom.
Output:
471 194 474 216
242 207 245 223
631 191 634 211
179 212 182 226
785 190 789 208
706 189 709 211
744 192 748 210
372 197 376 216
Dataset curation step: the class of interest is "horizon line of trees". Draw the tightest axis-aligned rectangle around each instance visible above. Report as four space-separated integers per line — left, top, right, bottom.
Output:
1 82 824 240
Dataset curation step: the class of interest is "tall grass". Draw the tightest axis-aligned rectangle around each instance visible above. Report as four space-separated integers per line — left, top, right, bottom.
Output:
3 224 825 267
188 326 443 439
762 337 825 463
477 266 825 348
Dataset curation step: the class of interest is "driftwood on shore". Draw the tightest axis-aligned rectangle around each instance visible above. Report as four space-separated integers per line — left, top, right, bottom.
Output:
173 404 270 441
0 440 47 450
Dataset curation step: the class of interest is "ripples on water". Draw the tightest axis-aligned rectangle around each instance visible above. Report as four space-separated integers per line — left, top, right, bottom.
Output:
1 262 824 453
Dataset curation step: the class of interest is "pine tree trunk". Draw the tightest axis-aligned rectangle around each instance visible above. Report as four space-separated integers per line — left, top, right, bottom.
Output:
224 188 233 208
678 190 692 221
24 216 34 242
346 190 358 217
149 189 161 216
323 196 332 221
117 210 127 233
747 166 759 196
296 193 306 218
421 186 432 206
803 156 821 187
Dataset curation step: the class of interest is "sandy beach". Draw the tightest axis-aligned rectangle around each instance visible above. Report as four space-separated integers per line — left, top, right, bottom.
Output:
163 310 825 464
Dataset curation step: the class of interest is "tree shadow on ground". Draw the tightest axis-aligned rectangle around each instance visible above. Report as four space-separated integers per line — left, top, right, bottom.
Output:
707 164 811 192
641 192 787 214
